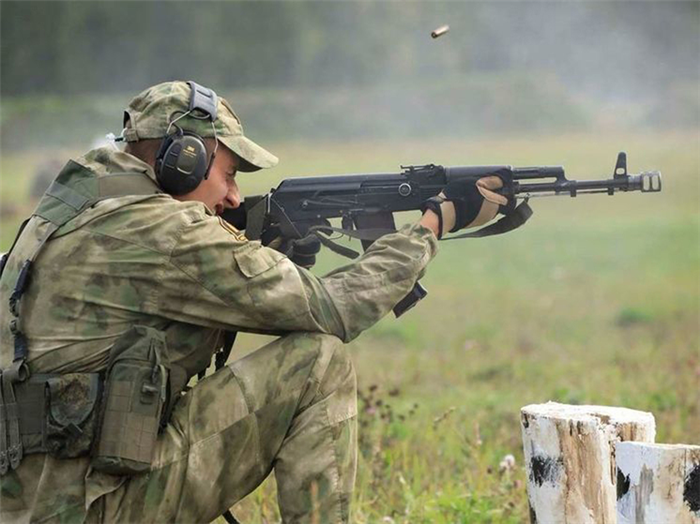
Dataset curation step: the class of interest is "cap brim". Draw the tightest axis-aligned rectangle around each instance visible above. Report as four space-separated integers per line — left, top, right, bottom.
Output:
219 135 278 172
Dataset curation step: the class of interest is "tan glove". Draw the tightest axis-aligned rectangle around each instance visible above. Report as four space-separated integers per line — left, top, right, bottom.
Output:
470 176 510 227
422 175 515 238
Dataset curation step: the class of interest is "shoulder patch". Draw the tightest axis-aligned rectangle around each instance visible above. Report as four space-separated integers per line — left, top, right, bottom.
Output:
218 216 247 241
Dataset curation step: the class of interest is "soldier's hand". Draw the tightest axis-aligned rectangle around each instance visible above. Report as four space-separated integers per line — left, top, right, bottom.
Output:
266 234 322 269
288 235 322 269
421 175 515 238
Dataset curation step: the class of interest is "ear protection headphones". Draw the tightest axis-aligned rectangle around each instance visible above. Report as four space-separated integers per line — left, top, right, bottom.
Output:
155 81 220 195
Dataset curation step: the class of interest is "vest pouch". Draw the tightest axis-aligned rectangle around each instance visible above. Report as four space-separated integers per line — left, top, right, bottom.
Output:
91 326 169 475
43 373 101 458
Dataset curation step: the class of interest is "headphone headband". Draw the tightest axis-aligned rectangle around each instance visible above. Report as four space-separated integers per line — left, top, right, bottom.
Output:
187 81 218 120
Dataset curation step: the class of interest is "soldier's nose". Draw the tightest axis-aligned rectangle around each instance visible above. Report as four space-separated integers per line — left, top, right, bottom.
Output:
226 193 240 209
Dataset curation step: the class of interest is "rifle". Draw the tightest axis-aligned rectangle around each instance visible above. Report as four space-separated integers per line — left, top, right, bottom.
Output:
222 152 661 316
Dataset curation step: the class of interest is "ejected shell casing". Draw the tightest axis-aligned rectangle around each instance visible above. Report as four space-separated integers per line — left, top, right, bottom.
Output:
431 25 449 39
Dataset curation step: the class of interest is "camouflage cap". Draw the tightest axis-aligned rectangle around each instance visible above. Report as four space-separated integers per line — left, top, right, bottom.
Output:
122 81 278 172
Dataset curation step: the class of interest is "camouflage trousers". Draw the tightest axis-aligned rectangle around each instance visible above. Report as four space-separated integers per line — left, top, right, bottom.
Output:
2 333 357 524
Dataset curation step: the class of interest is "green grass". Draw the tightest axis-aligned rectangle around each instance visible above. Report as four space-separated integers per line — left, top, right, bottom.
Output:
1 131 698 523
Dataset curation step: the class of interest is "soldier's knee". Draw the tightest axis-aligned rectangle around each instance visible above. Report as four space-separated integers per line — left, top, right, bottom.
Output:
304 333 356 398
310 335 357 427
309 332 344 357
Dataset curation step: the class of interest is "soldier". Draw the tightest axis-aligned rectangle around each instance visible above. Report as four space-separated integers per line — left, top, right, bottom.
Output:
0 81 510 523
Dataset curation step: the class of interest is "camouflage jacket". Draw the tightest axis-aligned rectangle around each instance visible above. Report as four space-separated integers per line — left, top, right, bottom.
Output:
0 149 437 522
0 147 437 522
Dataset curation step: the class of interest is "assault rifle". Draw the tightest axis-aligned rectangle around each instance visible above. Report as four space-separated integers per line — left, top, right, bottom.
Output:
223 152 661 316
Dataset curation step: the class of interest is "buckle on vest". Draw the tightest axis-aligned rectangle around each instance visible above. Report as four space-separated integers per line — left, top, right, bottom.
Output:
8 260 32 317
0 450 8 475
7 442 23 470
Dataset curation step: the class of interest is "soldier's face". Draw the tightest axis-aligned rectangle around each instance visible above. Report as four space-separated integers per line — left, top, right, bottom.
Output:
176 143 241 214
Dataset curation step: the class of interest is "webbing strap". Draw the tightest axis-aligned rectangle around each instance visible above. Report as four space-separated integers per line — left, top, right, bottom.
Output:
0 372 7 475
6 223 61 379
222 509 241 524
9 261 32 317
0 218 30 280
161 364 187 433
304 224 400 260
198 331 238 381
45 181 90 211
1 372 22 470
442 200 534 240
297 203 533 261
313 231 360 260
421 196 445 240
215 331 237 371
8 321 29 381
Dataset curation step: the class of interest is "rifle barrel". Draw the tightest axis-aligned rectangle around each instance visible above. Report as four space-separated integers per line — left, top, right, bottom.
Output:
515 171 661 197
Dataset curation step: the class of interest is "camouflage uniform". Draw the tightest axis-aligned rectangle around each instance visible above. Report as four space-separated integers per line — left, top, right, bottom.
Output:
0 82 438 523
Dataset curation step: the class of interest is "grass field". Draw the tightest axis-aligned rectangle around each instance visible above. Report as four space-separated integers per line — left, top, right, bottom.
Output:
1 131 698 523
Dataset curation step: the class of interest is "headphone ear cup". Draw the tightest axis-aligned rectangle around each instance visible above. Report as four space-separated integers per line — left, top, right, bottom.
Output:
155 134 174 180
155 134 209 195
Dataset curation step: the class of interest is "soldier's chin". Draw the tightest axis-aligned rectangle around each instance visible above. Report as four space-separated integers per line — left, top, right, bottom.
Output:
215 204 224 215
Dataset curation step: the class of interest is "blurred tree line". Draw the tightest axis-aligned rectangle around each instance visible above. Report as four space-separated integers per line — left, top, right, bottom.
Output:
1 1 698 147
2 1 697 97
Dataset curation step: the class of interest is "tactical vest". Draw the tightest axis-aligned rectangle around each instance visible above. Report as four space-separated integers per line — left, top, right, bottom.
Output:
0 157 162 474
